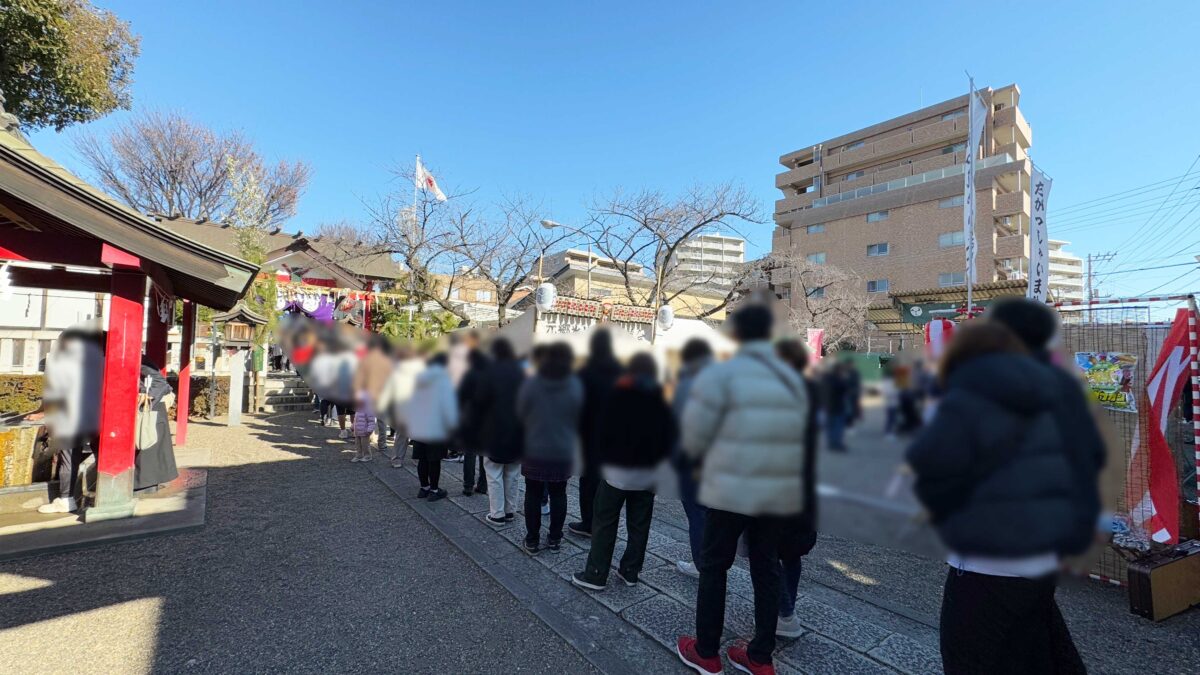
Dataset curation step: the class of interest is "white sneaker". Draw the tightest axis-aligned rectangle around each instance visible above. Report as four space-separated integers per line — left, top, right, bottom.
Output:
676 560 699 578
38 497 77 514
338 429 350 439
776 612 804 638
541 502 550 516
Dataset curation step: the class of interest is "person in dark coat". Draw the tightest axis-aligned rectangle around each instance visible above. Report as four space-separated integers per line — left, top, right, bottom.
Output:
906 319 1089 675
989 297 1107 557
572 353 677 590
773 339 820 638
135 357 179 491
569 329 622 537
820 363 850 451
475 338 526 525
671 338 714 578
456 347 491 496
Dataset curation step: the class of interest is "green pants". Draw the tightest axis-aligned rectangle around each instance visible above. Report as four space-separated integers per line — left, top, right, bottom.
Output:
580 480 655 585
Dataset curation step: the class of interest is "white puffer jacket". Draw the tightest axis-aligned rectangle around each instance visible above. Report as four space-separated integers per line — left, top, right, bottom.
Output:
405 364 459 444
681 341 807 516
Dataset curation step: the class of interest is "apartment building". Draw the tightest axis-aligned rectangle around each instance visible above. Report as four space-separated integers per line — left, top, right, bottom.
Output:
669 233 746 289
1048 239 1085 301
770 84 1033 299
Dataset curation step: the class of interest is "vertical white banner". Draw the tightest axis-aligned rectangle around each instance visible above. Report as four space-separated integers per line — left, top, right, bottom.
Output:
963 87 987 287
1027 168 1053 301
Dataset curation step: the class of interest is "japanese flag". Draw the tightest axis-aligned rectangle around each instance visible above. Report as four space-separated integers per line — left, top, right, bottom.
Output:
415 158 447 202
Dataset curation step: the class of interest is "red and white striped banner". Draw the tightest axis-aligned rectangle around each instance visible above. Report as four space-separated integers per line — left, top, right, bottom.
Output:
924 318 955 360
1188 296 1200 538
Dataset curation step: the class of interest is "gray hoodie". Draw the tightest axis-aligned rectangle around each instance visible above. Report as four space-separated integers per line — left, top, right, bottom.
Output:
516 374 583 464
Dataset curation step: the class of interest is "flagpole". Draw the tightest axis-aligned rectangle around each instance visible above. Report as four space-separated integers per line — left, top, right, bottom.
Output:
413 154 420 217
964 73 976 316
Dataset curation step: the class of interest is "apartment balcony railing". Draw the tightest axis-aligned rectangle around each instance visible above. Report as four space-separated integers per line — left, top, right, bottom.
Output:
811 153 1014 209
994 190 1030 217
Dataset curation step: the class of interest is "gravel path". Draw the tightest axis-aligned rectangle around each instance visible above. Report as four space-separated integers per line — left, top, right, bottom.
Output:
0 413 598 674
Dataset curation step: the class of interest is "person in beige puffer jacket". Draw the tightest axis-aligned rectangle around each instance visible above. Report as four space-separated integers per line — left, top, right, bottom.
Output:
675 304 807 675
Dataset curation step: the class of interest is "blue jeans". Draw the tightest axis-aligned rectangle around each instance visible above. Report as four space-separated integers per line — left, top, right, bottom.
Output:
779 558 802 617
677 460 707 563
826 413 847 450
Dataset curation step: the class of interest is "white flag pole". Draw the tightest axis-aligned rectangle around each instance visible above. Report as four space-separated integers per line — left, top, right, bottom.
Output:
413 154 421 215
963 74 982 316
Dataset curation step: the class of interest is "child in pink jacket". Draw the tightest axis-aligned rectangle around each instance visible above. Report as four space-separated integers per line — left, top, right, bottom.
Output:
351 395 377 463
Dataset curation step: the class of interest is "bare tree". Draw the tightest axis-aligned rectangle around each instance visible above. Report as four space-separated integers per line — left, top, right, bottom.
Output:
364 164 475 323
73 110 310 225
447 196 569 325
755 250 871 351
314 220 364 245
584 183 762 318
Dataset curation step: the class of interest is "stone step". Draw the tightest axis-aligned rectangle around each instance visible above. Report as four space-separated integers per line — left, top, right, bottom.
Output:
261 382 312 394
260 402 315 414
0 482 51 515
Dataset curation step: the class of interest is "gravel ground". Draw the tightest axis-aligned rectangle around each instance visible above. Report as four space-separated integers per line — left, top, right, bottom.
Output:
0 413 598 675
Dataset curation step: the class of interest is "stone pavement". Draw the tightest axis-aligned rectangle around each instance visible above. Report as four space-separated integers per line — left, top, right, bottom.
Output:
365 443 944 674
0 413 599 674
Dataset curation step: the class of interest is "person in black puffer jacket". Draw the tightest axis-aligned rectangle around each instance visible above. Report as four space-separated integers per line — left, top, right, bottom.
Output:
572 353 677 590
456 347 491 496
906 319 1087 675
474 338 525 525
570 329 623 537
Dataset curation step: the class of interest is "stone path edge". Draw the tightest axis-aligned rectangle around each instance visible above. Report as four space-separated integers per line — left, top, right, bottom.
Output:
363 461 651 675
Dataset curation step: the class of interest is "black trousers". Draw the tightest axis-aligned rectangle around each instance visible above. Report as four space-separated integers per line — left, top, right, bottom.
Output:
524 479 567 545
578 466 600 531
940 569 1084 675
53 439 87 500
417 457 441 489
462 451 486 492
580 481 655 584
696 508 783 664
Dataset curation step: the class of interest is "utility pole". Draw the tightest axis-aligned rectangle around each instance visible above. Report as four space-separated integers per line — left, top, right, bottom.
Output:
1085 251 1116 324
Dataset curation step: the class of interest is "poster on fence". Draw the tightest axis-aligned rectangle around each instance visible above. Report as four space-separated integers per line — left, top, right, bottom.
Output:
1074 352 1138 412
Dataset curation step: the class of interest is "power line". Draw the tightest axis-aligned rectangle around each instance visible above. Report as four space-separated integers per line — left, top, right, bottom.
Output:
1114 154 1200 252
1049 171 1199 214
1138 267 1199 296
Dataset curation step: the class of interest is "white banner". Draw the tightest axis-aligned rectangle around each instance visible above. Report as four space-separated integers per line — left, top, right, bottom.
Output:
963 86 987 286
1027 168 1053 301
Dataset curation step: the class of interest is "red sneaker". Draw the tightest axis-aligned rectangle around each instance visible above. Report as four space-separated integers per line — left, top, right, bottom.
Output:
676 636 723 675
727 641 775 675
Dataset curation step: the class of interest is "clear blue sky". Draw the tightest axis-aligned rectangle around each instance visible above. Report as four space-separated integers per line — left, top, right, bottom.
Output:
28 1 1200 299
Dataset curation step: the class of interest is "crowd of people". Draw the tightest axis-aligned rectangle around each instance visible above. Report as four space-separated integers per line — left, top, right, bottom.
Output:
288 296 1105 675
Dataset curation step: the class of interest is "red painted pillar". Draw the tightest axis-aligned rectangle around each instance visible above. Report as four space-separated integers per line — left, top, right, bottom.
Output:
146 288 172 374
86 269 146 522
176 300 196 446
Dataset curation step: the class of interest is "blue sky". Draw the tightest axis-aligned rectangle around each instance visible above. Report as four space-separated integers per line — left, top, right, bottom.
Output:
28 1 1200 299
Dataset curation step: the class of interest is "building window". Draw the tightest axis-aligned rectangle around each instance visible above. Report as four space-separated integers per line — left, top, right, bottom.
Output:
844 170 865 182
806 223 825 234
806 252 826 264
942 110 965 121
866 279 889 293
806 286 826 299
939 272 966 287
866 210 889 223
37 340 51 372
845 141 865 151
939 195 964 209
10 339 25 368
477 290 493 302
941 142 967 155
449 289 461 300
867 243 889 257
939 231 965 248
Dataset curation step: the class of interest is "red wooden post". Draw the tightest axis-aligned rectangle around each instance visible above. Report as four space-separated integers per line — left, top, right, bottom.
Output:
146 288 172 374
85 268 146 522
176 300 196 446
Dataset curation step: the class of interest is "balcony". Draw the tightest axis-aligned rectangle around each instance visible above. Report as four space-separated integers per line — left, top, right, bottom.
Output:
996 233 1028 259
775 162 820 189
774 192 816 215
1049 262 1083 276
811 153 1014 209
993 106 1032 148
994 191 1030 218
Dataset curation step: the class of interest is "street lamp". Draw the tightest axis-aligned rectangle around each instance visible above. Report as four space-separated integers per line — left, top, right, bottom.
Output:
541 219 593 300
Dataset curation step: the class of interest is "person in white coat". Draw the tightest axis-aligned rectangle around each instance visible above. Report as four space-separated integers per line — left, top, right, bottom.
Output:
675 305 807 675
405 353 459 501
376 345 426 468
